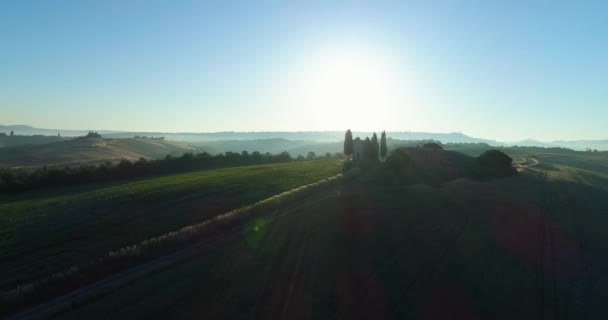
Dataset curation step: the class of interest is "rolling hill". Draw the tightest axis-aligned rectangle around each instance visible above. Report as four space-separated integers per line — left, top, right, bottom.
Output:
4 147 608 319
0 137 199 168
19 152 608 320
0 135 69 148
0 160 341 296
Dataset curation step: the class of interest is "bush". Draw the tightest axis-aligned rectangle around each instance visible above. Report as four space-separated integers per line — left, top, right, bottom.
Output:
380 149 422 185
469 150 517 179
422 142 443 150
85 131 102 138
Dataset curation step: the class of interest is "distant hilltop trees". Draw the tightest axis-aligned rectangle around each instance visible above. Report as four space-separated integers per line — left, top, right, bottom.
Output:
422 142 443 150
134 135 165 140
85 131 102 138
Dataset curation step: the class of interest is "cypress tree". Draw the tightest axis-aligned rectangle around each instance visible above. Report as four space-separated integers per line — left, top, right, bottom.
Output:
344 129 353 160
380 131 387 160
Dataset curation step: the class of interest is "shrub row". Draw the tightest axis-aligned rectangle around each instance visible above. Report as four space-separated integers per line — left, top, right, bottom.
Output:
0 151 296 193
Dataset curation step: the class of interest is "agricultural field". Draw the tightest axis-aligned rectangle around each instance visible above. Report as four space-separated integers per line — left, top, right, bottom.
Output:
32 151 608 320
0 135 69 148
0 138 198 168
0 160 341 292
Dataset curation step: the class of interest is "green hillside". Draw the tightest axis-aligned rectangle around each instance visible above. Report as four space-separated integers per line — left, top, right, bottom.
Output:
0 138 198 168
0 135 69 148
0 160 341 291
5 150 608 319
40 152 608 320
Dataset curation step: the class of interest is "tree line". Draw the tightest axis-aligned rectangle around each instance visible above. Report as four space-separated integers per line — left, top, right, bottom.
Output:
343 129 388 161
0 150 337 193
134 135 165 140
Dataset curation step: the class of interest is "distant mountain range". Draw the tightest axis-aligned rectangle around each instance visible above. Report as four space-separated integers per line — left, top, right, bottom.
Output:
0 125 124 137
506 138 608 151
2 124 608 151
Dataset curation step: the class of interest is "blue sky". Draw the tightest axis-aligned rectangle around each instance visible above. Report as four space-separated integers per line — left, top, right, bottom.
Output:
1 1 607 141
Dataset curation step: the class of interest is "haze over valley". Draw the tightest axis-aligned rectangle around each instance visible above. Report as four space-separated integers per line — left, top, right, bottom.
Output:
2 1 608 319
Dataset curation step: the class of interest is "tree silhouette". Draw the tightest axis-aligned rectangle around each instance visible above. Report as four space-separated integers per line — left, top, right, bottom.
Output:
344 129 353 160
380 131 387 160
423 142 442 150
86 131 102 138
10 131 14 137
307 151 316 160
472 150 517 179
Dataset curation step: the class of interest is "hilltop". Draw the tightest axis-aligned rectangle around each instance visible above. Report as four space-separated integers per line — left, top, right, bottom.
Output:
0 125 496 143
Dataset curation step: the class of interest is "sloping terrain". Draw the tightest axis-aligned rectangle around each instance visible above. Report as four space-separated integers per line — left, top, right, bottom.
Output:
190 139 343 158
0 138 198 168
0 135 69 148
31 152 608 320
0 160 341 292
397 147 475 171
5 151 608 319
43 170 608 320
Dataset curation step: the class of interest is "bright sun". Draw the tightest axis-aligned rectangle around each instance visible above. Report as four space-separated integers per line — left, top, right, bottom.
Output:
283 47 406 131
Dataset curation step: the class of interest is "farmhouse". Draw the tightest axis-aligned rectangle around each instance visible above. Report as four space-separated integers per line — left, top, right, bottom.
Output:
352 137 379 161
353 137 365 160
353 138 364 160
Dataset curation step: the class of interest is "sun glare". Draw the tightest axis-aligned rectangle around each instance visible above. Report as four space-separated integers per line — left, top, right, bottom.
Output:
283 47 407 131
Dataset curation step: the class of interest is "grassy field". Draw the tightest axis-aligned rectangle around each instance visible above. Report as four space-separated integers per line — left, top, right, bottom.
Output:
444 144 535 162
0 137 198 168
0 135 68 148
45 151 608 320
0 160 341 291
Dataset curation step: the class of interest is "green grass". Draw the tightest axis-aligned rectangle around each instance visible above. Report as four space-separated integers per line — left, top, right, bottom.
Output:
0 135 68 149
46 150 608 320
443 145 531 162
0 160 341 291
6 149 608 318
53 169 608 320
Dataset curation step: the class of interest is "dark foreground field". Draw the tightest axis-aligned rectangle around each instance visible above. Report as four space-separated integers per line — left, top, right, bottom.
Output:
37 163 608 320
0 160 341 294
5 150 608 319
